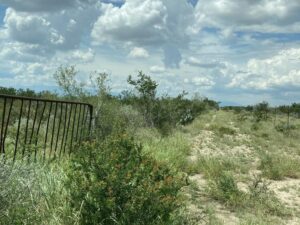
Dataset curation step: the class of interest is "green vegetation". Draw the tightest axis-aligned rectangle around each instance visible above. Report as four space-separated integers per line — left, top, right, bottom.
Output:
66 134 185 225
1 66 300 224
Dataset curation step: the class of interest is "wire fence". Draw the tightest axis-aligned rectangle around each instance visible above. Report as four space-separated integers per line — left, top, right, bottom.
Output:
0 94 93 162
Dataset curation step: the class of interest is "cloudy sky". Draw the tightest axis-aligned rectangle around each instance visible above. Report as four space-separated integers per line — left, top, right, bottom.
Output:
0 0 300 105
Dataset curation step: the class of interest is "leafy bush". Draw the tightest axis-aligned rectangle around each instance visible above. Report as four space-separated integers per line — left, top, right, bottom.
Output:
66 134 186 225
253 101 270 122
125 73 215 134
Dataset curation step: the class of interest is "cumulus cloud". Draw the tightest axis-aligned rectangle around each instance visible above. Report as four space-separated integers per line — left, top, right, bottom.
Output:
193 0 300 33
226 48 300 90
186 57 225 68
128 47 149 58
1 0 300 104
4 8 64 46
0 42 53 62
92 0 167 45
2 2 102 54
69 48 95 63
150 65 165 73
0 0 95 12
92 0 194 68
192 76 215 87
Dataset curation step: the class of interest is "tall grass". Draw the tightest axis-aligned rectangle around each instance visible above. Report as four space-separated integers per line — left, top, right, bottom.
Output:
136 128 191 172
0 160 77 225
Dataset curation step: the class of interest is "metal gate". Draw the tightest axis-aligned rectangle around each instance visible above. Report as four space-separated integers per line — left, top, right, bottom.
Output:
0 94 93 162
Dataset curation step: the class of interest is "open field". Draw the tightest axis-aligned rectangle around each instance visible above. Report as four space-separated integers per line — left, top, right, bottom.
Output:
1 76 300 224
1 108 300 225
142 109 300 225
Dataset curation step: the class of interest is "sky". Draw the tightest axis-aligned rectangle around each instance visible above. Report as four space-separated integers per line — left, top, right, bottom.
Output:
0 0 300 105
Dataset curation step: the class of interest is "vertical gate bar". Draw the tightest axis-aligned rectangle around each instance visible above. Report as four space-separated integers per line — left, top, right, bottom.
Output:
2 98 14 156
88 105 93 137
44 102 53 161
0 97 7 155
29 100 39 145
63 104 73 154
84 105 90 137
75 104 82 142
13 99 24 161
59 103 68 158
79 105 87 142
69 103 78 154
82 105 89 140
54 103 63 157
22 100 31 159
50 102 58 158
34 101 46 161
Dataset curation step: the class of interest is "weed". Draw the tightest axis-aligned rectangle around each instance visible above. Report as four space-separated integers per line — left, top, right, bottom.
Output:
259 152 300 180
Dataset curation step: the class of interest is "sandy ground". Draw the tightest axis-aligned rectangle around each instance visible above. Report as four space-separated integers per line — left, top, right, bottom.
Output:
185 113 300 224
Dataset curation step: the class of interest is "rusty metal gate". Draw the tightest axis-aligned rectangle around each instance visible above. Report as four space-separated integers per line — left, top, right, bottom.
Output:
0 94 93 162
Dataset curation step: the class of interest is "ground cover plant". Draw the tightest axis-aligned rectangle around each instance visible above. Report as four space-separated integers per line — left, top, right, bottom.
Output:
1 67 300 224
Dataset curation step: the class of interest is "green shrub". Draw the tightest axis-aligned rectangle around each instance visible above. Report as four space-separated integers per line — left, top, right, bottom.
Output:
253 101 270 122
66 134 186 225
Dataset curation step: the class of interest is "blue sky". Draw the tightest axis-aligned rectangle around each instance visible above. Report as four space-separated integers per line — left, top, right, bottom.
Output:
0 0 300 105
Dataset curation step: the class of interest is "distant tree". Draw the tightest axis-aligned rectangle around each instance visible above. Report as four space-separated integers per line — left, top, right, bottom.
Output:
127 71 158 101
291 103 300 118
0 87 17 96
53 65 86 99
127 71 158 126
253 101 270 122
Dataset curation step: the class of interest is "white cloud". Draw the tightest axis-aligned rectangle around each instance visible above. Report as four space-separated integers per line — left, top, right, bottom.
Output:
226 48 300 90
92 0 167 45
128 47 149 58
192 76 215 87
0 0 93 12
186 56 225 68
92 0 194 68
0 42 52 62
69 48 95 63
4 8 64 46
193 0 300 33
1 0 300 105
2 2 102 52
150 65 165 73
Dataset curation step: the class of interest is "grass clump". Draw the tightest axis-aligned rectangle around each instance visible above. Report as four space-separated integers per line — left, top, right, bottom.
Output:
207 171 245 208
217 126 236 136
139 129 191 172
66 133 186 225
0 160 74 225
206 172 287 216
259 152 300 180
189 156 249 176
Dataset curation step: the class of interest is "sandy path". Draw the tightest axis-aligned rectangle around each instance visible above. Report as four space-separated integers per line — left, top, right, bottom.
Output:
185 112 300 224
